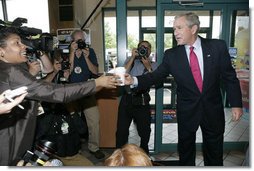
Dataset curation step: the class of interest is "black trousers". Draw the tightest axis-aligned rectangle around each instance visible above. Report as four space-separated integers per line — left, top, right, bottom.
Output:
178 122 224 166
116 94 151 154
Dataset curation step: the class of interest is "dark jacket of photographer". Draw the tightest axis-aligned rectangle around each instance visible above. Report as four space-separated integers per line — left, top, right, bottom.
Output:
69 48 98 83
0 61 96 165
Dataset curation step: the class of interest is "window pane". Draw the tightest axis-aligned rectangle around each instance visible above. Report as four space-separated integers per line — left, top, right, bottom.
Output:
164 33 173 49
104 11 117 71
142 10 156 27
144 33 156 62
59 6 73 21
212 11 221 39
164 10 210 27
0 0 3 20
127 10 139 51
6 0 49 32
59 0 72 5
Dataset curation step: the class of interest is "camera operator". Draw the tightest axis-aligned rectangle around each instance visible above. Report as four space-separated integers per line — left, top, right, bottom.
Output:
22 32 54 79
66 29 105 159
116 40 159 155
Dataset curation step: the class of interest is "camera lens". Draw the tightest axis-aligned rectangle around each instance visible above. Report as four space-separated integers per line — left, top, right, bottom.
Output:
77 39 88 49
29 140 56 166
36 140 55 155
138 46 148 57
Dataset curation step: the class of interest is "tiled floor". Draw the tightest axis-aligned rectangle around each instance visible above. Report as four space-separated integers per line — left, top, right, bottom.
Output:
79 108 249 166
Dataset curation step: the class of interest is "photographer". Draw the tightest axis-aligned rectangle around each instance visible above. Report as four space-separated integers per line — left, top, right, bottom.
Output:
0 27 119 165
116 40 158 155
66 29 105 159
44 48 70 83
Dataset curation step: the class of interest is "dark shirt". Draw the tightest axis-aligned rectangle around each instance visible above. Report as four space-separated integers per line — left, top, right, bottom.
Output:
69 48 98 83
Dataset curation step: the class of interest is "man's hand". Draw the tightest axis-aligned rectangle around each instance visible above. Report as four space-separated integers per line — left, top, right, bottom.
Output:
132 48 138 58
141 57 152 72
124 73 134 85
231 107 243 121
70 41 78 52
82 48 90 58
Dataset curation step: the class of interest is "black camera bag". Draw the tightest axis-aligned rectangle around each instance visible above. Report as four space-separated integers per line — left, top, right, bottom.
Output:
35 103 85 157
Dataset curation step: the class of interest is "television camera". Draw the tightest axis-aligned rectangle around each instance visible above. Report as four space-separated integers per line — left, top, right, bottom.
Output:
0 17 53 62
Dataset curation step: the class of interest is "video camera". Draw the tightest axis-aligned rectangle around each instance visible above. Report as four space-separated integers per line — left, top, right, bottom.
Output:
23 140 56 166
136 45 148 59
0 17 53 60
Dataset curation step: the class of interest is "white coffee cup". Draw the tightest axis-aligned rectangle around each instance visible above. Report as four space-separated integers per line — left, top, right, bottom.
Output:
108 67 126 86
114 67 126 86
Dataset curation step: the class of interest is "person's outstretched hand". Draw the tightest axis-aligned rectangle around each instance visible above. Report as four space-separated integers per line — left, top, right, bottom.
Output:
95 75 120 91
124 73 134 85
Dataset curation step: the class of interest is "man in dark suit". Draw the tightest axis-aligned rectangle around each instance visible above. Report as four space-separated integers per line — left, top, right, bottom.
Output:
124 12 243 166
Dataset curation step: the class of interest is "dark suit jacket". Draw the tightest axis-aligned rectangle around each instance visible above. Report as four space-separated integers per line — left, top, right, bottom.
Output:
137 37 242 134
0 61 96 165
